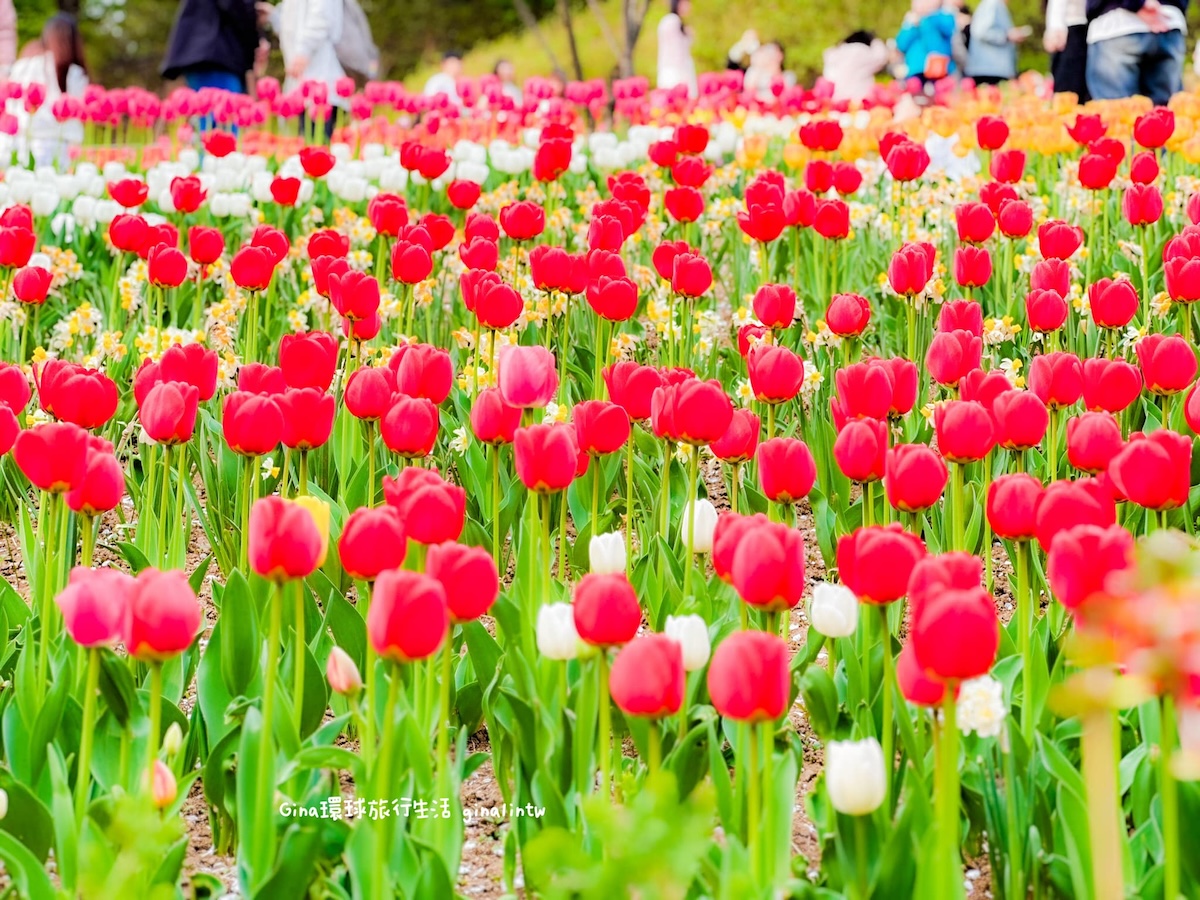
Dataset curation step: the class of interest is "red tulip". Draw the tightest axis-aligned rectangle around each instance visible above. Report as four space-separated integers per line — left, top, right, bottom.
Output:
1066 412 1124 474
1046 524 1135 612
344 366 396 422
710 408 759 464
0 362 30 413
458 235 498 271
706 631 791 722
885 444 948 512
1136 333 1197 395
66 443 124 515
926 330 982 388
884 140 930 182
826 293 871 337
381 395 439 459
907 552 981 611
108 214 149 255
752 283 797 330
229 245 275 291
447 180 481 210
36 360 118 430
1067 113 1106 146
533 137 572 182
222 391 282 456
938 299 984 337
13 421 88 492
1131 150 1160 184
989 149 1025 184
609 634 684 718
124 568 202 661
987 473 1044 541
1034 476 1117 551
1082 358 1142 413
188 226 224 266
338 506 407 580
671 155 712 188
650 379 733 445
1164 257 1200 302
427 542 499 623
664 186 704 223
1108 429 1191 510
976 115 1009 150
877 357 919 416
515 423 579 493
367 193 408 237
603 362 664 421
897 641 952 706
1037 220 1083 260
1089 278 1138 328
140 382 199 445
499 201 545 241
573 573 641 646
586 276 638 322
954 246 992 288
383 467 466 544
737 203 787 243
837 523 926 604
1029 352 1083 409
12 265 52 303
108 177 149 208
996 199 1034 238
670 252 713 298
277 331 337 392
472 278 523 330
470 388 521 446
269 176 301 206
1123 184 1163 227
934 400 995 463
1078 152 1118 190
832 162 862 195
574 400 630 456
1025 289 1068 333
731 519 806 610
498 345 558 409
249 496 326 581
748 344 803 404
911 586 998 682
758 437 816 503
389 343 453 405
813 198 850 240
834 418 887 482
237 362 286 395
278 388 335 451
57 566 132 647
147 243 188 289
992 390 1048 451
368 569 448 662
955 202 995 244
887 243 933 295
390 241 433 285
1134 107 1174 148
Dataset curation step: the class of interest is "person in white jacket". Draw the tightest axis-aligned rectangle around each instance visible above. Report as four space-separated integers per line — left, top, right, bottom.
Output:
262 0 344 99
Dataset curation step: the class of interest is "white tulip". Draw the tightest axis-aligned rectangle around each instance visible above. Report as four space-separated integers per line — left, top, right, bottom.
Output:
31 187 58 217
809 582 859 639
680 499 718 554
957 675 1006 740
664 614 711 671
589 532 626 575
825 738 886 816
536 603 579 660
93 199 119 225
0 788 8 820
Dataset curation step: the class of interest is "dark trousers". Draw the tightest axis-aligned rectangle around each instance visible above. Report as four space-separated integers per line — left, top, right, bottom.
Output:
1051 24 1090 102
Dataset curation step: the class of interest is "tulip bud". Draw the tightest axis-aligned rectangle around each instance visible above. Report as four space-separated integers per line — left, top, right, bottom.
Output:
536 602 580 660
589 531 626 575
162 722 183 759
809 582 858 638
679 499 718 553
825 738 887 815
151 760 177 810
0 788 8 820
326 646 363 696
664 613 711 671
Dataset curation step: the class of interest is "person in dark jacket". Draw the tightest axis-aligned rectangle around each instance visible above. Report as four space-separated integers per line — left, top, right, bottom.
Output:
1084 0 1186 104
161 0 263 93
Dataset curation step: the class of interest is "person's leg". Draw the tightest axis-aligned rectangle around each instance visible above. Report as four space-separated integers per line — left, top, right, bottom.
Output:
184 70 247 94
1086 33 1146 100
1053 25 1091 101
1139 29 1184 105
973 74 1005 85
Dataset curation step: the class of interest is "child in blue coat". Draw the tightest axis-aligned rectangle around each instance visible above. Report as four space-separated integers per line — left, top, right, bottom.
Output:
896 0 958 80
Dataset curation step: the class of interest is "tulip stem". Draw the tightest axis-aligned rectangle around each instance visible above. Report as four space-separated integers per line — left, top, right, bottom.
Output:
146 662 163 794
436 633 453 777
864 480 874 528
625 437 635 577
74 646 99 829
156 446 172 567
877 605 894 806
766 404 775 442
240 456 254 569
647 725 661 775
1161 694 1180 900
490 446 502 565
298 451 309 497
937 688 963 900
683 448 699 601
364 422 376 507
258 583 282 830
590 458 600 539
982 454 993 592
1046 408 1059 482
746 721 761 881
854 813 870 900
361 582 376 770
952 463 965 552
557 490 568 581
1002 722 1026 900
374 664 402 892
1082 708 1124 900
1015 539 1033 740
36 493 58 698
80 514 95 569
731 462 741 515
597 651 611 801
293 582 307 735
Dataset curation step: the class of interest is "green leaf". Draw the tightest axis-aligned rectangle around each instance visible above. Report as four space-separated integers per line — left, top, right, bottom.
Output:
114 540 153 574
798 666 840 741
97 651 138 728
218 570 259 699
48 746 77 891
236 706 276 892
0 830 56 900
0 771 54 862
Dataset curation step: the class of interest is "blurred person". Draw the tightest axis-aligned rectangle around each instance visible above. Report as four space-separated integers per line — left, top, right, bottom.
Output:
6 13 88 168
822 30 890 102
1045 0 1089 98
727 29 759 71
896 0 959 80
947 0 972 74
162 0 264 94
0 0 14 78
744 41 794 100
966 0 1029 83
1085 0 1183 104
656 0 697 96
494 58 522 104
262 0 345 100
424 50 463 105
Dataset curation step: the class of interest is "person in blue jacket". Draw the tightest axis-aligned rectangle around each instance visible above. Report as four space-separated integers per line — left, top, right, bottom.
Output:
896 0 959 81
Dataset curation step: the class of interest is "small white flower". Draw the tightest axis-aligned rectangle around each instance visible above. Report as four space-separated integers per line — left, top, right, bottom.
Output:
679 499 718 554
956 674 1007 739
536 603 579 660
664 614 711 671
809 582 858 639
825 738 887 816
588 532 626 575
